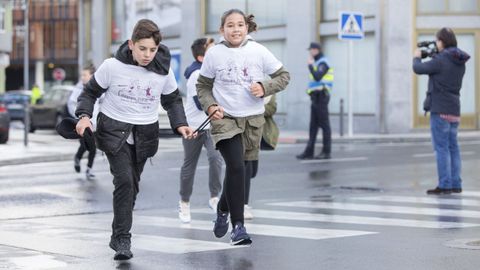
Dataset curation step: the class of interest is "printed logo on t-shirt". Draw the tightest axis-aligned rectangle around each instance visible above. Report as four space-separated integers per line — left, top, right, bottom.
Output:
217 59 263 87
115 79 160 110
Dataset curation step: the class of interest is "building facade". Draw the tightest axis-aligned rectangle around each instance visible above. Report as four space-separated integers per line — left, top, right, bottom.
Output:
85 0 480 133
0 2 13 94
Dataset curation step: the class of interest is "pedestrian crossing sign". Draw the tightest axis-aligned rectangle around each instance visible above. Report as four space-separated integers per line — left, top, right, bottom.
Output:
338 12 364 40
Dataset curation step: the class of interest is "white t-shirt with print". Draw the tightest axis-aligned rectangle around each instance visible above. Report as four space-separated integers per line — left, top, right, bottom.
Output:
185 69 209 129
200 40 283 117
94 57 177 125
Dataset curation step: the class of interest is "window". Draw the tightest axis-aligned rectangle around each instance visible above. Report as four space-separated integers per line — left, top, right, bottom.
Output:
417 0 478 14
322 0 377 21
205 0 287 33
0 6 5 33
322 34 376 114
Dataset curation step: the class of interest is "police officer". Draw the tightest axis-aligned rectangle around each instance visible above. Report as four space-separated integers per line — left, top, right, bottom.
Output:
297 42 333 160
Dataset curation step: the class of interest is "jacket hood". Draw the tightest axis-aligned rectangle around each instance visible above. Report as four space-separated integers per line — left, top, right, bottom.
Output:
443 47 470 65
115 40 171 75
184 61 202 79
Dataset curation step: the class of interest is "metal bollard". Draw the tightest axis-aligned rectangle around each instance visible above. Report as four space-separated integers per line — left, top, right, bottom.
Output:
339 99 344 137
23 102 29 147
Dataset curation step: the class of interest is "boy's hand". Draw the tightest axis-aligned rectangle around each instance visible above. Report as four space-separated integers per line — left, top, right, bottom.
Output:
75 117 93 137
177 126 197 139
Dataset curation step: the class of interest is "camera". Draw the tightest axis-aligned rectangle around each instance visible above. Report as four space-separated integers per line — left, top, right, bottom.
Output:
417 41 438 59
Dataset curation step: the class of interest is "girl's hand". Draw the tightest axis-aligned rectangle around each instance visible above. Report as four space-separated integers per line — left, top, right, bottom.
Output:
207 105 224 120
250 82 265 98
75 117 93 137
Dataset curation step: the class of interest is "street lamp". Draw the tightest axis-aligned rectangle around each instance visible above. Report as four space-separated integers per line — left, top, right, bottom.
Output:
23 0 29 146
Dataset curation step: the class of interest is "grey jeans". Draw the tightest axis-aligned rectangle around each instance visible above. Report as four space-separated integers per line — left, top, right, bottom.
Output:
180 130 223 202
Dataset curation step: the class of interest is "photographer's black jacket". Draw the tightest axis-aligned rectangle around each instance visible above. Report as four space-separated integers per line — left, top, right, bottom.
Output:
76 40 188 161
413 47 470 116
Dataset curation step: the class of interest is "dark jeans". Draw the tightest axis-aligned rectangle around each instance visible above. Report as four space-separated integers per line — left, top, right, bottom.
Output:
106 143 147 241
75 137 96 168
217 134 245 225
430 113 462 189
305 90 331 155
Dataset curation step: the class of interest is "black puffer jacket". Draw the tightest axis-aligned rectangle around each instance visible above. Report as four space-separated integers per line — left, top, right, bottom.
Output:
76 40 188 161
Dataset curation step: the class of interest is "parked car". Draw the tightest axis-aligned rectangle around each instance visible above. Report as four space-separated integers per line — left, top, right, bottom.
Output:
0 102 10 144
29 85 74 133
0 90 31 122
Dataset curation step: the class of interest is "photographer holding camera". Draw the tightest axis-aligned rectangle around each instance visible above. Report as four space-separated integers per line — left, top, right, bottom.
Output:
413 27 470 195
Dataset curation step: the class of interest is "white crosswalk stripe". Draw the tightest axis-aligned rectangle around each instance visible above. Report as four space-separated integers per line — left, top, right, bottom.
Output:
192 208 478 229
355 195 480 207
269 201 480 219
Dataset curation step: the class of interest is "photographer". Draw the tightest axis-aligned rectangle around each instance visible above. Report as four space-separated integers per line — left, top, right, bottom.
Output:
413 27 470 195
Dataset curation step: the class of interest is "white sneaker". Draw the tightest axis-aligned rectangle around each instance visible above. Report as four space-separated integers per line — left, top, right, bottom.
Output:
244 205 253 220
86 168 96 181
208 197 219 213
178 201 191 223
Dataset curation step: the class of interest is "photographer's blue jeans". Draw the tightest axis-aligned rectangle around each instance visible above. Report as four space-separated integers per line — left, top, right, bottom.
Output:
430 113 462 189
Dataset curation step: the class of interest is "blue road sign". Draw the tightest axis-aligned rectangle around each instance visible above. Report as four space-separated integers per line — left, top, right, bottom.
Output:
338 12 364 40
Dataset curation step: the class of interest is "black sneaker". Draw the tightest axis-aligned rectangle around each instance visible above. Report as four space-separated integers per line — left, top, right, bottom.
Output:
296 152 313 160
230 223 252 246
111 238 133 261
74 157 81 173
426 187 452 195
452 188 462 193
213 211 229 238
314 152 331 160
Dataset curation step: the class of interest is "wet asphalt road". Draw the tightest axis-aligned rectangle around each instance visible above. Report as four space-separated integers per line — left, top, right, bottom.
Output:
1 137 480 269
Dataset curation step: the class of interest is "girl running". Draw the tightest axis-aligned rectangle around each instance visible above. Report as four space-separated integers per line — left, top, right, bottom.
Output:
197 9 290 245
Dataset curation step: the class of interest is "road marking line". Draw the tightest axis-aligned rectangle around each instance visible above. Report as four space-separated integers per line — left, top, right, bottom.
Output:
413 151 475 158
192 209 478 229
134 215 376 240
355 195 480 207
24 214 376 241
9 255 68 270
133 234 242 254
169 165 226 172
269 201 480 219
299 157 367 164
461 191 480 197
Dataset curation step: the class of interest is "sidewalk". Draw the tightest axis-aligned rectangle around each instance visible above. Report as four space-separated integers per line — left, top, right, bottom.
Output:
2 127 480 167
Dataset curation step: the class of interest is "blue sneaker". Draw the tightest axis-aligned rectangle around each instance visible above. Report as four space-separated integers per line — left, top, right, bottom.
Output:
213 211 229 238
230 223 252 246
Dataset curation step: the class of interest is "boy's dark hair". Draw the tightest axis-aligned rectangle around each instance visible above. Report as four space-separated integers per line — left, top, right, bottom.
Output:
220 9 257 34
82 63 96 74
131 19 162 45
436 27 457 48
191 37 214 60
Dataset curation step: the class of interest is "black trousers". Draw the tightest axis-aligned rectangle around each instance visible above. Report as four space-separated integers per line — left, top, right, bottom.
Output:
106 143 147 241
217 134 246 225
75 137 96 168
305 90 331 155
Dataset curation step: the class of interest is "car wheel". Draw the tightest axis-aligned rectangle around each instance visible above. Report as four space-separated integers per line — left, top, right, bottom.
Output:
0 131 8 144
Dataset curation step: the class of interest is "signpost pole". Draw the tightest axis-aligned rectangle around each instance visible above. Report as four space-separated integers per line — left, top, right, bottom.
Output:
348 40 353 137
339 11 363 138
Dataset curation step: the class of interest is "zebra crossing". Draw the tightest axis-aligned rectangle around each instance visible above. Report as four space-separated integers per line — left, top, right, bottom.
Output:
1 192 480 268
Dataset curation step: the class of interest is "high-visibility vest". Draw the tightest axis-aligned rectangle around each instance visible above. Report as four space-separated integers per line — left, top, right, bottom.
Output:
307 57 334 94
